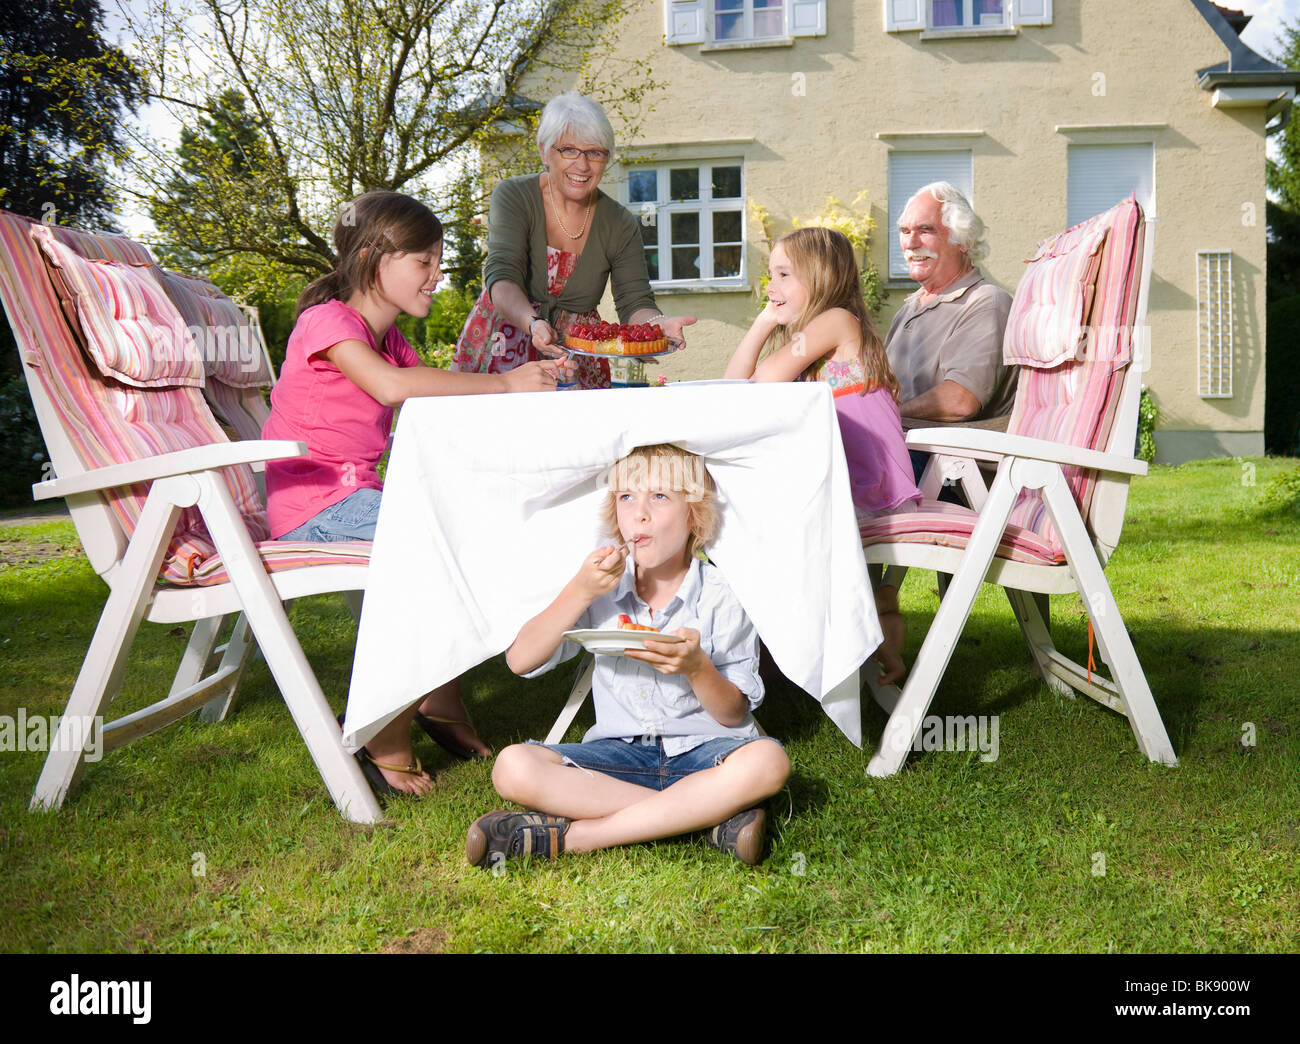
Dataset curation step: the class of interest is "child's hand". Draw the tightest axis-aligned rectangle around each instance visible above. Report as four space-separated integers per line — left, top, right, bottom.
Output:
755 300 782 330
502 360 565 393
624 627 706 677
573 544 627 603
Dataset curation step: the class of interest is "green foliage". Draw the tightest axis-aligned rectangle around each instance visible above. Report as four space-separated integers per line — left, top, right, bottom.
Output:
129 0 656 286
1256 465 1300 517
415 286 477 369
1267 19 1300 303
0 0 144 230
0 375 47 503
1265 294 1300 456
1137 387 1157 463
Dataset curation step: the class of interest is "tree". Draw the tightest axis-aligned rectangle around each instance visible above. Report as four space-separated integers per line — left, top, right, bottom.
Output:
125 0 659 280
1267 18 1300 303
0 0 143 229
1266 18 1300 454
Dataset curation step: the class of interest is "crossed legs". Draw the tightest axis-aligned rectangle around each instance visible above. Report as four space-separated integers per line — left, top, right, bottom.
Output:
490 738 790 853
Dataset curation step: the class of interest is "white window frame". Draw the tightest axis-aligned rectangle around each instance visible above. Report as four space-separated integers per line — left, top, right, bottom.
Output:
712 0 788 43
623 160 747 289
928 1 1011 31
886 149 974 281
666 0 825 46
884 0 1051 33
1197 250 1234 399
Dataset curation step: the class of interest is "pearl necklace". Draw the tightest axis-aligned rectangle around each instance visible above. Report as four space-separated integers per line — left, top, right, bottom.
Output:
544 175 593 240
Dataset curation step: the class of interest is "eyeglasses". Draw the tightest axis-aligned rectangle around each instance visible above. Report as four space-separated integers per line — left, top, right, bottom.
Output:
551 145 611 163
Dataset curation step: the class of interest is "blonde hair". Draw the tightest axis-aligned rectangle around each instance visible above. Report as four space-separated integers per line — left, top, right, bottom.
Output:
601 444 720 558
765 226 900 401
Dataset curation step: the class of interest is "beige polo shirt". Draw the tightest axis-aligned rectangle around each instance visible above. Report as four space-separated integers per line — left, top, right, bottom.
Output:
885 268 1016 420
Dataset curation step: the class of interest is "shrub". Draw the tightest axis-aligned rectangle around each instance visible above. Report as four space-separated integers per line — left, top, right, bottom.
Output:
1137 387 1157 463
0 375 48 504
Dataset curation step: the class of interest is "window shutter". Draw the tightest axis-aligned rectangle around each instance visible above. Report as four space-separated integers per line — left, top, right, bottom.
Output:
1066 143 1154 227
665 0 706 44
1014 0 1053 26
884 0 925 32
790 0 826 36
887 150 974 278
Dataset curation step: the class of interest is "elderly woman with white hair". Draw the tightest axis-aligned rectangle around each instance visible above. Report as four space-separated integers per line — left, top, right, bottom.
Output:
453 92 695 388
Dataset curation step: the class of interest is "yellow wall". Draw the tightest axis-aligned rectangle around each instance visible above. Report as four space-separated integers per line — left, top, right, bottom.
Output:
515 1 1274 459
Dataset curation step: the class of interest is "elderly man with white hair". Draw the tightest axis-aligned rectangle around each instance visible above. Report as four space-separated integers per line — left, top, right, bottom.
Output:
885 182 1016 424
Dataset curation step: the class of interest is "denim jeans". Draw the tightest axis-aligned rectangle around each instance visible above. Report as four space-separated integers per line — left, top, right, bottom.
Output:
277 487 382 542
534 735 783 791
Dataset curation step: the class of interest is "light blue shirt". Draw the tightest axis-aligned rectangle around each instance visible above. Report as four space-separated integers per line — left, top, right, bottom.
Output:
529 556 764 755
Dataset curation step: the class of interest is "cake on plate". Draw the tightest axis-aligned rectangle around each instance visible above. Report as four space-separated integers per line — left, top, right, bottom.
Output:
565 321 667 356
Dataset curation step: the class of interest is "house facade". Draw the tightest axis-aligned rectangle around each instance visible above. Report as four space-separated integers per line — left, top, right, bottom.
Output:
513 0 1297 463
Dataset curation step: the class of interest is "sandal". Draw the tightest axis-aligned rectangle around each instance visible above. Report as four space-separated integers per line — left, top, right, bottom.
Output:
356 747 428 799
339 713 431 798
414 711 490 761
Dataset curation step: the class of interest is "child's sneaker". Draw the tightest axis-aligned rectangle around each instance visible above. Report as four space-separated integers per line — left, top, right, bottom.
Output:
466 810 570 869
705 807 768 866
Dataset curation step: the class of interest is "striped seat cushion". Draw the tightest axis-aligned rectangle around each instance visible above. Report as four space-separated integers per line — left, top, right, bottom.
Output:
860 500 1066 566
161 539 371 587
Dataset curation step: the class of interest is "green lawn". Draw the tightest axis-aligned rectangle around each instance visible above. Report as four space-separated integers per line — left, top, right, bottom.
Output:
1 458 1297 953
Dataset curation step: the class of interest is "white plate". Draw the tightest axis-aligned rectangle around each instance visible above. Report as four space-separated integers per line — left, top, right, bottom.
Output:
563 628 684 657
563 344 681 360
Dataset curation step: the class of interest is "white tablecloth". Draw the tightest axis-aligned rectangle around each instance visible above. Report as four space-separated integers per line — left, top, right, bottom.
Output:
344 382 878 750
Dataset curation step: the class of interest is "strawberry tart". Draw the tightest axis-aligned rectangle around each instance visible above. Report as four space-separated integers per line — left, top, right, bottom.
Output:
565 321 667 356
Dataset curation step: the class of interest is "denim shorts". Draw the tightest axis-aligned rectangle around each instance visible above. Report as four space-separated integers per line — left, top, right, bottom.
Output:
533 735 783 791
277 487 382 542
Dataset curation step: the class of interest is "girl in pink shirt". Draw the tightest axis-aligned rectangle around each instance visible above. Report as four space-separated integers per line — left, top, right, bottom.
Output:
264 190 568 796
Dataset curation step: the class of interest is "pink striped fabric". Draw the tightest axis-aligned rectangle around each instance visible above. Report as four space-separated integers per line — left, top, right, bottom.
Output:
1 211 296 586
183 540 371 587
36 234 205 389
863 197 1145 561
160 270 275 387
1003 224 1107 368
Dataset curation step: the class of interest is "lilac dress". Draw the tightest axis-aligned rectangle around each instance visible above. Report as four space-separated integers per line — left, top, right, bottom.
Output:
808 356 922 517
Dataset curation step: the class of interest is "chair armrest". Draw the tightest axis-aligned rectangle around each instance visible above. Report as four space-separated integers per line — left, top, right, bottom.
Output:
32 440 308 501
905 427 1148 477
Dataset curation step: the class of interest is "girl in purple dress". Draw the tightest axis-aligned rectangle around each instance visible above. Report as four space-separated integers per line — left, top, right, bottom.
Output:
725 226 920 684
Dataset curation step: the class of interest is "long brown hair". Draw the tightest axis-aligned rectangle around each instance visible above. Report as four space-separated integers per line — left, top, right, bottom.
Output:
765 226 899 400
296 191 443 316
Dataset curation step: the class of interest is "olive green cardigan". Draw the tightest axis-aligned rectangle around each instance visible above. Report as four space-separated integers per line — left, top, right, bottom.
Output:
481 173 658 325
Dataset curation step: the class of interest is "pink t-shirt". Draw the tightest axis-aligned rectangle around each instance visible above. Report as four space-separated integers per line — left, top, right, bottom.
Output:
263 300 419 538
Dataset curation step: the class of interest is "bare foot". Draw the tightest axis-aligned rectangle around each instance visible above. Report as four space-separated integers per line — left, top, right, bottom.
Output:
365 713 435 795
416 680 491 759
872 610 907 686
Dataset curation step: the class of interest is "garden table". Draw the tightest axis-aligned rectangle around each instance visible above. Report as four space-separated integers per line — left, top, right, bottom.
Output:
343 381 876 751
